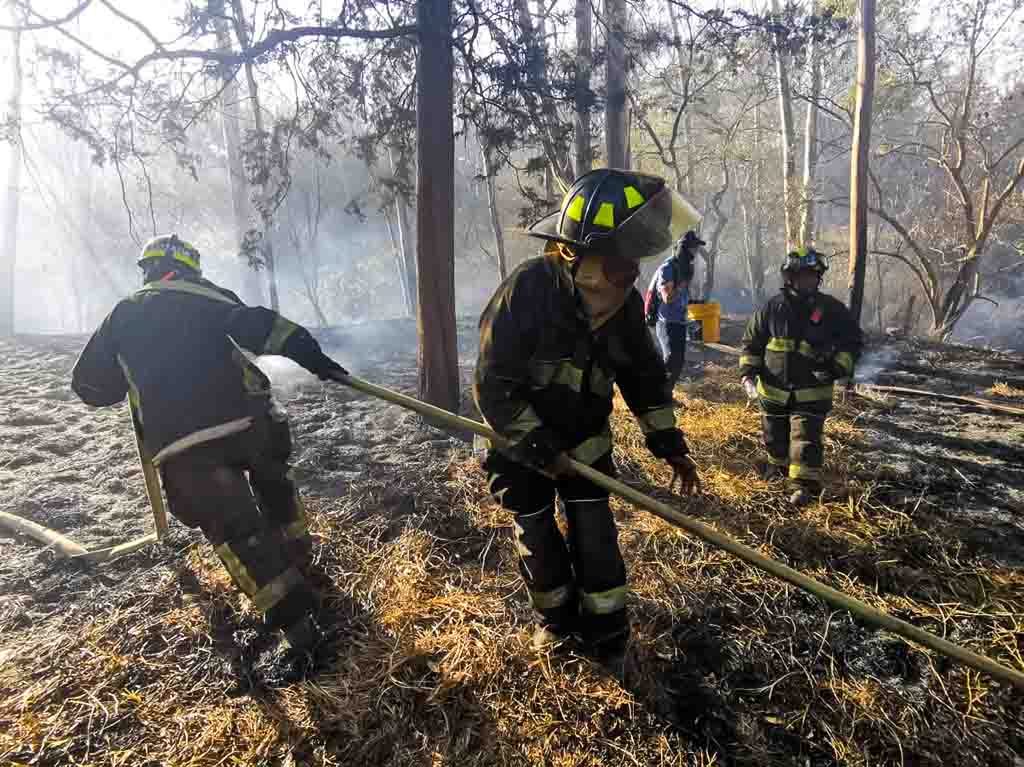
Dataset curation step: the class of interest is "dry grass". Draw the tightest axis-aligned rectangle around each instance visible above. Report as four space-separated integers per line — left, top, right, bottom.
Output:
988 381 1024 399
2 365 1023 766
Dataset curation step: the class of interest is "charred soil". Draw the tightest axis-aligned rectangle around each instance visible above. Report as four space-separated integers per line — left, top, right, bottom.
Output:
0 320 1022 766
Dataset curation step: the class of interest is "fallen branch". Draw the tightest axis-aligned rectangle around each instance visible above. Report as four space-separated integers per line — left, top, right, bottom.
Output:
0 511 88 557
856 384 1024 417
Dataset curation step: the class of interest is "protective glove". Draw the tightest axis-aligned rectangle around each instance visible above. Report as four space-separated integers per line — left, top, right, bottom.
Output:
742 377 758 401
282 328 349 381
508 426 566 473
646 429 702 496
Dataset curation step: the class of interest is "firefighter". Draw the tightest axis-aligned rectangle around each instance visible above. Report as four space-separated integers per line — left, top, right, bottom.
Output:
474 169 702 664
739 247 863 506
650 230 705 388
71 234 347 653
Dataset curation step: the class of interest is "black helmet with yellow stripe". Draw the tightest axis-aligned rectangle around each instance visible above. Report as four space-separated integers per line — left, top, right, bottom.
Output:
527 169 701 262
138 234 202 276
781 246 827 276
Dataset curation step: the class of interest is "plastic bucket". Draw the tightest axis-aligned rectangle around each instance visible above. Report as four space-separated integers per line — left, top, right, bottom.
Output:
687 301 721 343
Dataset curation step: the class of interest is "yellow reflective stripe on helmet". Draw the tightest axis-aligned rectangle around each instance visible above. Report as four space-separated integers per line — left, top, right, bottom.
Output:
214 542 261 597
739 355 763 368
569 428 612 465
766 337 796 352
504 405 545 442
250 567 304 613
264 315 300 355
529 583 573 610
835 351 855 375
624 185 645 209
580 585 627 615
592 202 616 228
137 280 239 306
566 194 586 222
756 377 791 404
637 405 675 435
794 385 833 403
789 463 822 480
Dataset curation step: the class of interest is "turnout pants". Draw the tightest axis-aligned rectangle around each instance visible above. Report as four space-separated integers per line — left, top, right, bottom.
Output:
159 407 315 632
485 451 628 645
655 320 687 389
760 399 831 489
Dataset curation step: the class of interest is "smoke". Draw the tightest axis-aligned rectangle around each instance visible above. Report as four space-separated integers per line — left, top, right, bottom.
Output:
952 296 1024 352
854 347 901 385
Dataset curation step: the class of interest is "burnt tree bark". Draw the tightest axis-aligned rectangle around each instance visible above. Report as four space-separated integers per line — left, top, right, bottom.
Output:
847 0 875 323
416 0 459 410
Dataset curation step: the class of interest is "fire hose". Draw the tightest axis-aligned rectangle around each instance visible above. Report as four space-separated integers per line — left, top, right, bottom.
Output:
330 371 1024 690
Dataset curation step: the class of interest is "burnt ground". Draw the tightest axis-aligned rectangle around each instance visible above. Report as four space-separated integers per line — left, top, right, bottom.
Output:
0 318 1023 767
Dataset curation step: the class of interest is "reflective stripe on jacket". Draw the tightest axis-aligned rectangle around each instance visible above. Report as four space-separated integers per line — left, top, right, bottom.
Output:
739 289 863 406
474 253 678 464
71 276 303 457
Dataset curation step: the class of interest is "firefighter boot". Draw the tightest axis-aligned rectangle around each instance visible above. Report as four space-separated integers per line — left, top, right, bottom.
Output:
789 482 821 507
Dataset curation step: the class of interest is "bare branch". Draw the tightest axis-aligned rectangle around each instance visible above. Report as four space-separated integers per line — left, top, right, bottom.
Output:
0 0 92 31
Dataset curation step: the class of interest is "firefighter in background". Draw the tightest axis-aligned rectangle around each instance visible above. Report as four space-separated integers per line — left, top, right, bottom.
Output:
474 169 702 663
72 235 347 653
650 230 705 388
739 248 863 506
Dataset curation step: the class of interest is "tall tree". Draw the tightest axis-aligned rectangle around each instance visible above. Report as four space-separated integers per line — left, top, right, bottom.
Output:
772 0 800 250
388 146 418 317
1 0 22 336
211 0 262 305
480 139 508 281
575 0 593 175
605 0 628 167
847 0 875 322
798 0 822 247
417 0 459 410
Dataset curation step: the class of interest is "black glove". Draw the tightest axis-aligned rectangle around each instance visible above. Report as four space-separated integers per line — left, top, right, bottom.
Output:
282 328 349 381
508 426 566 472
645 428 689 459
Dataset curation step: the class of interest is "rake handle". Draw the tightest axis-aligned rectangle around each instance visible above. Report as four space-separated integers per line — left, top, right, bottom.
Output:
331 372 1024 691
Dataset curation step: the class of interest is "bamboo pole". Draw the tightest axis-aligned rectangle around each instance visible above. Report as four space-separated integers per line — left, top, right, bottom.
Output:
129 400 169 539
331 371 1024 690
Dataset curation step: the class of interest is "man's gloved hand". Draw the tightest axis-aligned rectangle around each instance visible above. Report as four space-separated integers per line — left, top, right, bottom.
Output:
742 377 758 401
282 328 349 381
646 428 701 495
508 426 566 473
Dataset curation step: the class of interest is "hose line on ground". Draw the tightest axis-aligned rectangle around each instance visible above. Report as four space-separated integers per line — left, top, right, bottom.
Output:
331 371 1024 691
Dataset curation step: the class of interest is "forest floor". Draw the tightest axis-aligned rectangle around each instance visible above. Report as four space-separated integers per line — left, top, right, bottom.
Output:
1 318 1023 767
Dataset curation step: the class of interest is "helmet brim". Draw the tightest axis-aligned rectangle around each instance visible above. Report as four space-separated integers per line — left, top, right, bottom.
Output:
526 210 584 247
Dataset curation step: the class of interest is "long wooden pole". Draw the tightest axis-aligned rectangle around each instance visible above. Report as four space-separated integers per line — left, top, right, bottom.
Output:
331 371 1024 690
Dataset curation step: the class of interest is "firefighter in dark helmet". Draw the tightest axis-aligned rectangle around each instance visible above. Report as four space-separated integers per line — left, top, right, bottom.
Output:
71 235 346 653
474 169 702 663
739 247 863 506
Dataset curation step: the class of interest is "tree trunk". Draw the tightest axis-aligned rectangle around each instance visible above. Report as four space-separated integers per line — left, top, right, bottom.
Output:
480 141 508 281
605 0 628 168
230 0 278 310
385 208 414 315
799 3 821 247
847 0 876 323
388 146 418 317
772 0 799 250
416 0 459 411
211 0 261 305
575 0 593 176
0 12 22 337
